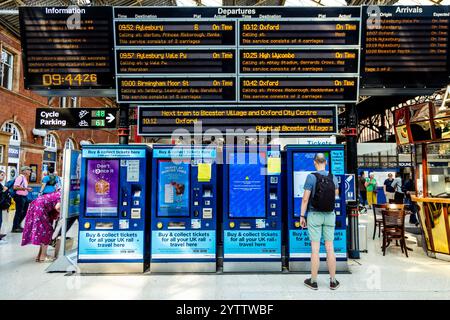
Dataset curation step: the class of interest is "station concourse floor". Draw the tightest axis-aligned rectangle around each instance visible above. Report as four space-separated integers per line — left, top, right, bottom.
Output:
1 211 450 300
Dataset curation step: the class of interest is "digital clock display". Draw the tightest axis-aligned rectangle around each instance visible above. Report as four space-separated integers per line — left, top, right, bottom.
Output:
19 6 115 94
42 74 98 87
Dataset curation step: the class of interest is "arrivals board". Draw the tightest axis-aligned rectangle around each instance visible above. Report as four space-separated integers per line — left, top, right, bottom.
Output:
19 6 115 96
361 5 450 90
138 105 337 136
114 6 361 104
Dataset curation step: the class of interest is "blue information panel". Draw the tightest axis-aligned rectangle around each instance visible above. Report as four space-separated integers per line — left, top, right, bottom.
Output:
292 152 330 217
224 230 281 259
331 150 345 175
151 230 216 259
78 231 144 260
157 160 190 217
229 153 265 218
289 229 346 259
344 174 356 202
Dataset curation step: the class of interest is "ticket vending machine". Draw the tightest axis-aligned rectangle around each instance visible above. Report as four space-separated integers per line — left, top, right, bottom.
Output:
77 145 151 273
285 145 348 272
150 145 218 273
222 145 283 272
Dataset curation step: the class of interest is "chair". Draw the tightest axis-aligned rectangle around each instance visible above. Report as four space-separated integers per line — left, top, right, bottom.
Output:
372 204 387 239
381 209 408 257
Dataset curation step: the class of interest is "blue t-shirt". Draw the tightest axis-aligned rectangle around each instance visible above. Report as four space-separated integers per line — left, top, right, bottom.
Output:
304 170 339 211
42 174 60 194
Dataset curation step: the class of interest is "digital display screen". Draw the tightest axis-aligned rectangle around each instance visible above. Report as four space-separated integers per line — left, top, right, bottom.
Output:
117 49 236 74
118 77 236 103
361 5 450 89
239 21 359 46
138 106 337 136
292 152 329 217
115 21 236 46
19 7 115 93
228 152 266 218
240 49 359 74
240 77 358 103
85 159 119 217
157 160 190 217
114 7 360 104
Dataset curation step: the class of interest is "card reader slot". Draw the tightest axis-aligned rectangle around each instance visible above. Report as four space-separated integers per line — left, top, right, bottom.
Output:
168 222 186 229
95 222 113 230
239 222 251 229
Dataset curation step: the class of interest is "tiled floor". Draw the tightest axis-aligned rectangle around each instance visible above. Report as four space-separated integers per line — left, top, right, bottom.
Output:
1 210 450 300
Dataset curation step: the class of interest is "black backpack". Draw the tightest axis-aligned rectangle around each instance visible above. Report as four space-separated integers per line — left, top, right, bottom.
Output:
47 175 57 186
0 189 12 210
311 172 336 212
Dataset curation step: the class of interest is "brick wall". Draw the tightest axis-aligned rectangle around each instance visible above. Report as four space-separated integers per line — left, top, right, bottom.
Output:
0 25 118 184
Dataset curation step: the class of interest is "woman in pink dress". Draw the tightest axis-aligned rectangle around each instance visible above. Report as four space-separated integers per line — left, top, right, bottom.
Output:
21 191 61 262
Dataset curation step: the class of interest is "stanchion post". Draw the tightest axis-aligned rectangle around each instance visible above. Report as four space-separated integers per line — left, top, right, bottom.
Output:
345 103 360 259
118 103 130 145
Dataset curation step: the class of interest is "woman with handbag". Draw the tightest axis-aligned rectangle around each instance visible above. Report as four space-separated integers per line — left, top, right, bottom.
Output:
365 173 378 209
21 191 61 262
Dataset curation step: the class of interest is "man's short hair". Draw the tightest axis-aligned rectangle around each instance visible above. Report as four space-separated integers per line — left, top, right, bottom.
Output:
314 153 327 164
388 173 393 177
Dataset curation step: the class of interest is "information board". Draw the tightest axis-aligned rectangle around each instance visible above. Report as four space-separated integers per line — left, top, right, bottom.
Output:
35 108 118 130
361 5 450 90
114 6 360 104
138 105 337 136
19 6 115 96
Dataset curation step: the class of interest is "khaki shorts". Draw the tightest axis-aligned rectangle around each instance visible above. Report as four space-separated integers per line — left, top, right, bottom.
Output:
307 211 336 242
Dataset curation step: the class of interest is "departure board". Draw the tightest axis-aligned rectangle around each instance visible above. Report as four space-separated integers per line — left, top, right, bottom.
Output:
138 105 337 136
361 5 450 90
118 77 236 103
114 6 361 104
117 49 236 74
19 7 115 96
240 49 359 74
240 77 358 102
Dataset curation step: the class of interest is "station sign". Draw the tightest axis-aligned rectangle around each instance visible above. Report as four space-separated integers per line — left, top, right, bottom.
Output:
138 105 337 136
361 5 450 92
35 108 118 130
19 6 116 97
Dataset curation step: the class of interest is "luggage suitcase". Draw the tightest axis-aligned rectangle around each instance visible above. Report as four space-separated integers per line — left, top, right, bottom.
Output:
359 223 368 253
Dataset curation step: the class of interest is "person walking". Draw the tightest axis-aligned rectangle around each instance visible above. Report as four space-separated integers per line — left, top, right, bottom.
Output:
0 170 9 244
21 191 61 262
365 173 378 209
403 173 419 226
383 173 395 203
391 172 404 204
38 165 61 196
299 153 340 290
11 166 33 233
358 172 367 207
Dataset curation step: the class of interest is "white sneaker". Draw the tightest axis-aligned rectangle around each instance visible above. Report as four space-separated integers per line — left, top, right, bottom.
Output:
0 238 8 244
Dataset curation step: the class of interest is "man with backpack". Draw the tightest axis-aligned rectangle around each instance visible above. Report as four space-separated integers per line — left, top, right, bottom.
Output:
38 165 60 196
299 153 340 290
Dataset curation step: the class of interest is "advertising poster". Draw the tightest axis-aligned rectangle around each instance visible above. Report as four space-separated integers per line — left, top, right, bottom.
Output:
78 231 144 260
229 153 265 218
224 230 281 258
151 230 216 259
289 229 347 259
157 161 190 217
293 152 329 217
85 159 119 217
68 151 81 217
